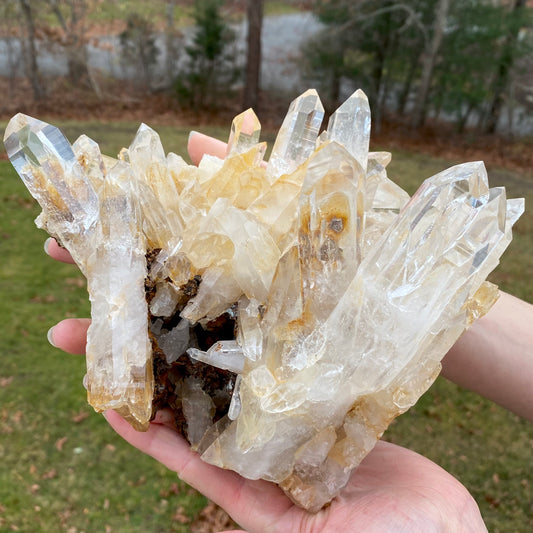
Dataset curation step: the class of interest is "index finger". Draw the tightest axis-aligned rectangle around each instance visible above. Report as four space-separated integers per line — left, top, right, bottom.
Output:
187 131 228 165
44 237 76 264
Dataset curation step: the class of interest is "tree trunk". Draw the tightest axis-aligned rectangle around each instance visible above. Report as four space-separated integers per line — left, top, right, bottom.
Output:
397 47 422 116
243 0 263 110
48 0 94 88
456 101 475 134
165 0 178 85
410 0 450 129
19 0 45 101
484 0 526 134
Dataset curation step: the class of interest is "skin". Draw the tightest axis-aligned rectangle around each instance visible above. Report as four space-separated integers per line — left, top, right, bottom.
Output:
42 131 512 532
441 291 533 423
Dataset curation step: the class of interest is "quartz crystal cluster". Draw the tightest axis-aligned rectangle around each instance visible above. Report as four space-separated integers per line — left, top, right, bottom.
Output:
4 90 524 512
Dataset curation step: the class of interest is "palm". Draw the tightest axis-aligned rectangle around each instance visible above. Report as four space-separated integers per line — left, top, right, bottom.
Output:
104 410 486 533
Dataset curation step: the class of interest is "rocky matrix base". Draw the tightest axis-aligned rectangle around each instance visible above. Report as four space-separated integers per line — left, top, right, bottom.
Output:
4 90 524 511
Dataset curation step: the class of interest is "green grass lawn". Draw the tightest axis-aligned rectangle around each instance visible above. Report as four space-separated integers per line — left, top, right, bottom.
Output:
1 120 532 532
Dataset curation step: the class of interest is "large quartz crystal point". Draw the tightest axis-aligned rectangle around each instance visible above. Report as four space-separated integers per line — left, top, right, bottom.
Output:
273 163 523 511
322 162 519 396
363 153 410 253
325 89 371 172
127 124 184 249
3 114 99 260
258 246 304 370
266 89 324 182
86 161 152 431
72 134 107 194
4 114 153 431
297 142 363 325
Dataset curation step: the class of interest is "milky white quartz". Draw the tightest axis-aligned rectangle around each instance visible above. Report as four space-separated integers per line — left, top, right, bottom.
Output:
4 89 523 511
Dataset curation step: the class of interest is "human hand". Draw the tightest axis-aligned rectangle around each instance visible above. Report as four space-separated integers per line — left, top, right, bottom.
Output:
45 132 487 532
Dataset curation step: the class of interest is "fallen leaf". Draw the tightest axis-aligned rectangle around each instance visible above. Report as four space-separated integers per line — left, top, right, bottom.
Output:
55 437 68 451
71 411 89 423
0 377 13 387
172 506 189 524
65 277 86 288
42 469 57 480
484 494 500 508
190 501 237 533
159 482 180 498
129 475 146 487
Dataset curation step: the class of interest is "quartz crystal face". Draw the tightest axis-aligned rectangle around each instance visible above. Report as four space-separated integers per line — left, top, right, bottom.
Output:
4 90 524 512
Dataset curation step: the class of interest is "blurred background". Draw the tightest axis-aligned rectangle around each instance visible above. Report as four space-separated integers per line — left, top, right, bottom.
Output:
0 1 532 532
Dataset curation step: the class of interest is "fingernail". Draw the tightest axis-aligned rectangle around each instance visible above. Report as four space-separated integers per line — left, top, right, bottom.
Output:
47 326 57 347
188 130 200 143
44 237 52 255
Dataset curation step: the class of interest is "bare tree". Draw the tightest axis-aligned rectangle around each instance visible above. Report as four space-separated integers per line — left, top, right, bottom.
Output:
410 0 450 129
243 0 264 110
18 0 45 101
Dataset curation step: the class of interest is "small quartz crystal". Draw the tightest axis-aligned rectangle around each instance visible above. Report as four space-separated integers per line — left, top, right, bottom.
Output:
4 90 524 512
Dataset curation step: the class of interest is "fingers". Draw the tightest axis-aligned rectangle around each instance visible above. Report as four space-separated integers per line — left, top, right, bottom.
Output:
187 131 228 165
104 410 294 530
151 408 177 428
48 318 90 355
44 237 76 264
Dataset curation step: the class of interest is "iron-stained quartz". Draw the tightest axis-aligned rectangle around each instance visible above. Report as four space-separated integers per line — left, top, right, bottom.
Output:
4 90 523 512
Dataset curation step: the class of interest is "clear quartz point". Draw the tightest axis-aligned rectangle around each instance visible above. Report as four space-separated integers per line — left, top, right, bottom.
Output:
188 340 245 374
228 374 243 420
267 89 324 181
4 114 153 430
326 89 371 172
5 90 523 513
227 108 262 156
4 114 99 239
